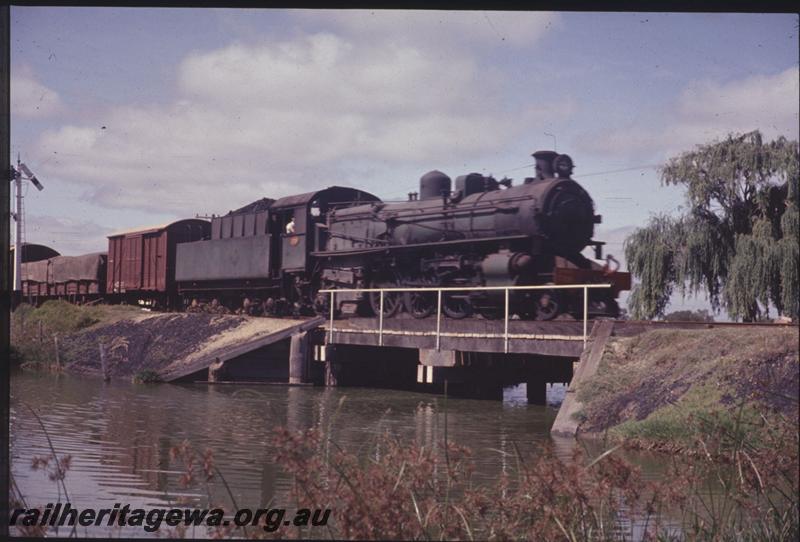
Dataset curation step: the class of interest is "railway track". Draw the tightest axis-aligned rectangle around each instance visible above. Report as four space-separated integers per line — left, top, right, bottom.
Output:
616 319 797 328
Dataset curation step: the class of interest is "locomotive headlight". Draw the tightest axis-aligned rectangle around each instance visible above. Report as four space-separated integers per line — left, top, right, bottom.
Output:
553 154 574 177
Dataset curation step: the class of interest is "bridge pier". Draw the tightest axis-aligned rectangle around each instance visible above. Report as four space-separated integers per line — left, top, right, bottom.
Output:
208 357 227 383
289 331 309 384
325 363 338 386
314 344 419 390
526 375 547 405
316 317 596 403
455 372 504 401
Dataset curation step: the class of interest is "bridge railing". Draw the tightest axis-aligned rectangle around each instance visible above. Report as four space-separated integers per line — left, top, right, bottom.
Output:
318 283 613 352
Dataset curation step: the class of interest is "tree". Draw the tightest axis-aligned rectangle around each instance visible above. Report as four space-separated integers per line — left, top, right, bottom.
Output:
663 309 715 323
625 131 799 321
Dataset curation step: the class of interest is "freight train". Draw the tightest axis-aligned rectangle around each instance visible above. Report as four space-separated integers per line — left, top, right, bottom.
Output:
18 151 630 320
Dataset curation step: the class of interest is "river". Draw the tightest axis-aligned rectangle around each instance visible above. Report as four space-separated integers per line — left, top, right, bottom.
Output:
10 370 675 538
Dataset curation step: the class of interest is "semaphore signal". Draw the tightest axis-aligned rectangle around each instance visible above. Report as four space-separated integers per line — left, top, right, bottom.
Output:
10 155 45 293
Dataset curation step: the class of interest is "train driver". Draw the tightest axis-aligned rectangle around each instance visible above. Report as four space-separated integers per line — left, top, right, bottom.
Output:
285 216 296 234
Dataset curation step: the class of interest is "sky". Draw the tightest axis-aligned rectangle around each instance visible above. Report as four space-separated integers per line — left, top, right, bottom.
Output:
9 8 800 315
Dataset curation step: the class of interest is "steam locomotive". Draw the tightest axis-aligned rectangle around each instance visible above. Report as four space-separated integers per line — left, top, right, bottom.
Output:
19 151 630 320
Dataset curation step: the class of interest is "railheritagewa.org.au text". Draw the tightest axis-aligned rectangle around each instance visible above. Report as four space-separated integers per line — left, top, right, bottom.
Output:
9 502 331 533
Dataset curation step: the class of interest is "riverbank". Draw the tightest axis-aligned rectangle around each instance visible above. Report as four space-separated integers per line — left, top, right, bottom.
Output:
10 301 250 380
11 301 144 368
574 326 799 452
9 308 799 539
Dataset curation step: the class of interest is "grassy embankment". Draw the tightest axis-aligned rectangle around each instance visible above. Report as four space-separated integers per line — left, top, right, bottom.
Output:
10 300 143 370
11 300 246 381
575 327 799 451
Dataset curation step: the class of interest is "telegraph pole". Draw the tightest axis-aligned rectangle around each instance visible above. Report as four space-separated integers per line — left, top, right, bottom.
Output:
3 7 13 539
13 155 21 292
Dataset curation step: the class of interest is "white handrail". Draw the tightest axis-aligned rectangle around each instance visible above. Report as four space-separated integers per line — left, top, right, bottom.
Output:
321 283 613 351
319 284 612 293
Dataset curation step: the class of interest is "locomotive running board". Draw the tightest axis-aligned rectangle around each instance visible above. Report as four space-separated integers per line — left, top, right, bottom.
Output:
310 234 530 257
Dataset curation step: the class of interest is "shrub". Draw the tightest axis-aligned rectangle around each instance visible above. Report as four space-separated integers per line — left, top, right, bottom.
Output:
132 370 162 384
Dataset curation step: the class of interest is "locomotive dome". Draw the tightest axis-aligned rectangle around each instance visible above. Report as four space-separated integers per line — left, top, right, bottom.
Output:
419 170 452 200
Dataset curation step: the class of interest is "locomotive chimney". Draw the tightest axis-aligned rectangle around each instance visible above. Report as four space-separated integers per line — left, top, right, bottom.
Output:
532 150 558 180
419 170 452 200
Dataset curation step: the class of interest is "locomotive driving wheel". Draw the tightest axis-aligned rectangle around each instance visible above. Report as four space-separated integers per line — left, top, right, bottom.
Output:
403 273 437 319
535 290 560 321
443 292 473 319
477 302 504 320
368 272 403 318
471 291 503 320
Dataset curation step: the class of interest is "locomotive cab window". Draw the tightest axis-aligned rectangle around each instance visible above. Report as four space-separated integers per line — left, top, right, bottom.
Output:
280 210 305 236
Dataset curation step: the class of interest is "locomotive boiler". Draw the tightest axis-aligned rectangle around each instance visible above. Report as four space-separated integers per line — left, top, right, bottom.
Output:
314 151 629 320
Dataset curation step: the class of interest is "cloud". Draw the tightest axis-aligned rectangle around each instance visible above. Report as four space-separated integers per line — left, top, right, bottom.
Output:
11 69 63 118
33 29 566 214
180 33 483 116
297 10 561 49
672 66 799 144
24 214 110 256
575 66 799 158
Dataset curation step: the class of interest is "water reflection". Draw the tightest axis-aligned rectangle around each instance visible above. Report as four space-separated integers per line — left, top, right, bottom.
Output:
10 371 670 537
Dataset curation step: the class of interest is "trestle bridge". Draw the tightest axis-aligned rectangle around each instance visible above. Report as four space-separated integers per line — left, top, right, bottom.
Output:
163 283 795 437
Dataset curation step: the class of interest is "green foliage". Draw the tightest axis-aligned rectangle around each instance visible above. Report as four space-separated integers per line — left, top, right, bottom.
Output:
625 131 799 320
16 300 100 333
612 384 761 446
624 215 682 317
576 326 799 443
664 309 715 322
132 370 162 384
11 301 142 368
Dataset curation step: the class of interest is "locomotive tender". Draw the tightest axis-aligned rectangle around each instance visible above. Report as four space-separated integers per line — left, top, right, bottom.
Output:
20 151 630 320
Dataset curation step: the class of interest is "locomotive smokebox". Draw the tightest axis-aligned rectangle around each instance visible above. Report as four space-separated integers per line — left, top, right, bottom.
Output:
419 170 452 200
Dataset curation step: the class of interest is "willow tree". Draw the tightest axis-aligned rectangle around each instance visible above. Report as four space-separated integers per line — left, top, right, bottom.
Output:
625 131 799 321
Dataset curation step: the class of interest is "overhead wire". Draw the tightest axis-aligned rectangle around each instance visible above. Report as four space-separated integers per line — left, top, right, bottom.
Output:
498 162 661 178
382 162 662 200
573 164 661 178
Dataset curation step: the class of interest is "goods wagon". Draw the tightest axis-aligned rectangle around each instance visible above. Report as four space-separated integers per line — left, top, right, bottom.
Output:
20 258 51 299
12 243 61 296
106 219 210 308
11 243 61 263
51 252 108 297
20 252 107 303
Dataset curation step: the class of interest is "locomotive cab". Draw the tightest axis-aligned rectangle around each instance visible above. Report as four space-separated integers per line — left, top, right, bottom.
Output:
271 187 381 274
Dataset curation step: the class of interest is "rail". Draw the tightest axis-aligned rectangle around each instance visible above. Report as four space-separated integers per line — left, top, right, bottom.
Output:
319 283 613 351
